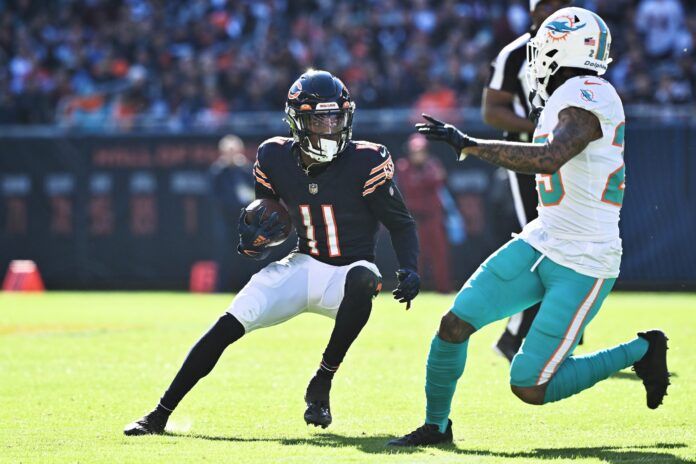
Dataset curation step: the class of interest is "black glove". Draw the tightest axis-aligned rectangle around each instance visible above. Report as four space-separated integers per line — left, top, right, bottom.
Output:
393 268 420 310
415 114 477 160
237 206 285 260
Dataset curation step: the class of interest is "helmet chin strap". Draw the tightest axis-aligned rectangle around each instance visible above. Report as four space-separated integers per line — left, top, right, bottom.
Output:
528 89 545 126
528 88 546 111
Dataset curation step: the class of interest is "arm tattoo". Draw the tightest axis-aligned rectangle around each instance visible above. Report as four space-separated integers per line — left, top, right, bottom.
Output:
468 106 603 174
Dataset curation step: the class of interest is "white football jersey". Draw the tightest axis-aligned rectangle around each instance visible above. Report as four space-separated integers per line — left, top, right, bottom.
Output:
519 76 626 278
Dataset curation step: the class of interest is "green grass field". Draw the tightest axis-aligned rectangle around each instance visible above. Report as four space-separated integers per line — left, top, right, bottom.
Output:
1 292 695 463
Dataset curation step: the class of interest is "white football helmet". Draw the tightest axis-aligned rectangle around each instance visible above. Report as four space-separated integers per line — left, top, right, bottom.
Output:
526 7 612 101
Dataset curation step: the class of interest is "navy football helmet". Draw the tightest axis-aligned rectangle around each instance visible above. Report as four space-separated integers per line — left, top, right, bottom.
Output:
285 69 355 163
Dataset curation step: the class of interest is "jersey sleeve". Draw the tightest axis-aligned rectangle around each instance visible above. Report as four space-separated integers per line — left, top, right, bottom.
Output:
358 142 395 197
551 77 622 127
357 141 418 271
364 180 419 272
253 139 280 201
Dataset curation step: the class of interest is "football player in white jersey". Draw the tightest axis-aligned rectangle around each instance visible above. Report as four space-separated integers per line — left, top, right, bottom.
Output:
389 7 670 447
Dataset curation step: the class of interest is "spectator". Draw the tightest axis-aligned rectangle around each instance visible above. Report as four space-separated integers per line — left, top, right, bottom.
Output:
210 134 254 291
635 0 685 58
0 0 692 128
655 72 693 104
396 133 451 293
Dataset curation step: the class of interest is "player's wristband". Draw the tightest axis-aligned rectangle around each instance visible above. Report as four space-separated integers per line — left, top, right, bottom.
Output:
458 137 478 161
237 242 270 261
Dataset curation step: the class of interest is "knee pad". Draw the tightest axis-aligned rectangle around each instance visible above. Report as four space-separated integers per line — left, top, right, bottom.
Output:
509 351 543 387
343 266 382 305
226 286 267 333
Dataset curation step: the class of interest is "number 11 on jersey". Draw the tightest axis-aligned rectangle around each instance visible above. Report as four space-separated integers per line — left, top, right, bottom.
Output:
299 205 341 257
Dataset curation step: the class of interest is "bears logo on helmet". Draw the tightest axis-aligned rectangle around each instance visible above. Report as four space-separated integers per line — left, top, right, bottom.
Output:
288 81 302 100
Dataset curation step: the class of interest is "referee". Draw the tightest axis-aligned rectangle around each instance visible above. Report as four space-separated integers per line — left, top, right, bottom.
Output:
482 0 571 362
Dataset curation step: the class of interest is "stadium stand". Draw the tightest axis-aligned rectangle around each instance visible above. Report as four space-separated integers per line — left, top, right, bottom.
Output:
0 0 694 129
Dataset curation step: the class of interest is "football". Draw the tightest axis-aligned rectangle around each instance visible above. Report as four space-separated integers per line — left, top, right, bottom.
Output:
244 198 293 246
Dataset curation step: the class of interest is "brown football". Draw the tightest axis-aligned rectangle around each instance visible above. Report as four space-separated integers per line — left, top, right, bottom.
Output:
244 198 293 247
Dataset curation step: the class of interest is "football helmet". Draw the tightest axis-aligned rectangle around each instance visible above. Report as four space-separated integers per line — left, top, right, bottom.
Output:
285 69 355 163
527 7 612 100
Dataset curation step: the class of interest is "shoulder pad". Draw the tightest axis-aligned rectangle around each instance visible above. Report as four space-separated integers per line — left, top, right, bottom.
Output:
550 76 623 124
555 76 620 103
257 136 292 162
353 140 390 163
353 140 384 153
255 137 292 193
258 136 292 151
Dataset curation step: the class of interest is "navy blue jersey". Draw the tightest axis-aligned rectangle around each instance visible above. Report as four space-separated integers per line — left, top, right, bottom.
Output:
253 136 418 269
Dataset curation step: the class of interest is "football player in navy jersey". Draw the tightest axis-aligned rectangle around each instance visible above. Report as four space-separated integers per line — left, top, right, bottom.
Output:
124 69 420 435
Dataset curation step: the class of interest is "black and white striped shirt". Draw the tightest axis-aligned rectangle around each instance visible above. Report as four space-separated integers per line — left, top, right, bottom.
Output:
487 32 533 142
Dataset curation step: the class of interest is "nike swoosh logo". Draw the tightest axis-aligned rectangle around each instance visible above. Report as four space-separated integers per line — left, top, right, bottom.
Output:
584 80 601 85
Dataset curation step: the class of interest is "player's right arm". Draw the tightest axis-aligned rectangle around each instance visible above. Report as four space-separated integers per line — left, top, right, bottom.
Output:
239 140 283 260
253 140 281 201
416 109 602 175
466 107 602 174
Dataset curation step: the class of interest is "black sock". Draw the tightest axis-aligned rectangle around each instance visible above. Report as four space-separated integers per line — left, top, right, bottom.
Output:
316 358 340 380
159 313 245 412
155 403 173 417
318 267 378 379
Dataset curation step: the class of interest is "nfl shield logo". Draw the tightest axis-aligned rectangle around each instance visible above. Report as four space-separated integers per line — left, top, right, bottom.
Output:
309 183 319 195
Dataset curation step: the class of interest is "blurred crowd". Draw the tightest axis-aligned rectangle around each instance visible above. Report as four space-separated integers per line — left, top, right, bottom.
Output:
1 0 694 128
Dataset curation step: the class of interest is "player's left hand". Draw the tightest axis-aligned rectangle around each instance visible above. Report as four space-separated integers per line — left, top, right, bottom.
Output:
416 114 477 160
393 268 420 310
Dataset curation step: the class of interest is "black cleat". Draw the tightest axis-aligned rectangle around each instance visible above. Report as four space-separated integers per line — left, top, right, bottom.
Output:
124 408 169 436
633 330 670 409
493 329 521 363
304 375 332 428
388 420 453 447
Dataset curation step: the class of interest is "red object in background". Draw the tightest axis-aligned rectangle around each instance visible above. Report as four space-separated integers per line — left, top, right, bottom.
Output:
190 261 219 293
396 157 452 293
110 58 130 78
2 260 45 292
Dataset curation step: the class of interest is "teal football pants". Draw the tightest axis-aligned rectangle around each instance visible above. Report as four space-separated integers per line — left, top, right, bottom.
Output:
451 238 615 386
423 238 649 432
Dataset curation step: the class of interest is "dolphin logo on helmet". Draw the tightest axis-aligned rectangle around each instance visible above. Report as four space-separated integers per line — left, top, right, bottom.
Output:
546 17 587 41
527 7 613 101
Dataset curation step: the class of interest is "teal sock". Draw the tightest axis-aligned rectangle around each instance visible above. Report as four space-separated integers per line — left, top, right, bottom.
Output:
424 335 468 433
543 337 649 404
